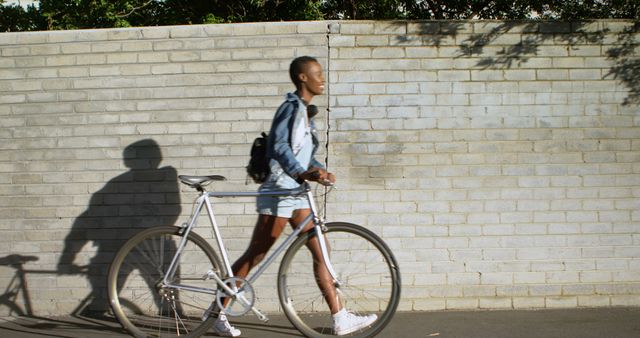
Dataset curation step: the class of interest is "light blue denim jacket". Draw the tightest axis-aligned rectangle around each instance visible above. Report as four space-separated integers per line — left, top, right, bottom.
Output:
266 92 324 183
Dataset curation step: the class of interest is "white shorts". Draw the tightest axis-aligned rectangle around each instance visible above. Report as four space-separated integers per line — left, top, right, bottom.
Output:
256 194 310 218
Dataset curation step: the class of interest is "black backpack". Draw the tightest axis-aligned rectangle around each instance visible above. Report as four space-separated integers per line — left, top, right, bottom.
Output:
246 101 312 184
246 132 270 184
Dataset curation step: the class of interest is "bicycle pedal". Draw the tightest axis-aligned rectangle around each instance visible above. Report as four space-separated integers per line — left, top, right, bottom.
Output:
250 307 269 322
256 311 269 322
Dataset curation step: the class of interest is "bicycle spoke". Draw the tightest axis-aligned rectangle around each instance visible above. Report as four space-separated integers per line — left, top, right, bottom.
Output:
131 239 165 277
166 295 189 334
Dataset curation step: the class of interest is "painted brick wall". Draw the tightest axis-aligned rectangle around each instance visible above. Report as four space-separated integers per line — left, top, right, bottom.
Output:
327 20 640 311
0 20 638 316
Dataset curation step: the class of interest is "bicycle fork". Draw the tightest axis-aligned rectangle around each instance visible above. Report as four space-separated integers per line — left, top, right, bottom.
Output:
315 224 342 288
306 188 343 288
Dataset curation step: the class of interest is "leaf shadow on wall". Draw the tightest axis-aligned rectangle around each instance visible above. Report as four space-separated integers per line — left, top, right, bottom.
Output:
57 139 181 317
605 22 640 107
398 20 639 107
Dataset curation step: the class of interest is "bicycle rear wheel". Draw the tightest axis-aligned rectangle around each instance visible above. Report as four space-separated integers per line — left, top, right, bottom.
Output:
278 222 401 337
107 226 225 338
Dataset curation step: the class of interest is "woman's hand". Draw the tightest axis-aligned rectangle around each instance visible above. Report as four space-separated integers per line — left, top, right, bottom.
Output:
299 167 335 186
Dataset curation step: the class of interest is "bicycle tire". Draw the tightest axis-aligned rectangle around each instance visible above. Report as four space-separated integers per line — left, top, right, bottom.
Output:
107 226 225 338
278 222 401 337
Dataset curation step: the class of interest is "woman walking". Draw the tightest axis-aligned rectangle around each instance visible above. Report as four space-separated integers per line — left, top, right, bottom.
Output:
213 56 376 337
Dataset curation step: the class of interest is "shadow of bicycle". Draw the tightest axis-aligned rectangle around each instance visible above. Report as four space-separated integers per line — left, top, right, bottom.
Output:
0 254 130 336
0 314 130 337
0 254 40 317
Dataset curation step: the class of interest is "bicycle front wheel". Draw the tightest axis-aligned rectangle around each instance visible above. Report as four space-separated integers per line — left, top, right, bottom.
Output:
278 222 401 337
107 226 225 338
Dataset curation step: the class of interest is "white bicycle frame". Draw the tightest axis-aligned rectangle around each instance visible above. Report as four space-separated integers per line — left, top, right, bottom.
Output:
161 182 340 321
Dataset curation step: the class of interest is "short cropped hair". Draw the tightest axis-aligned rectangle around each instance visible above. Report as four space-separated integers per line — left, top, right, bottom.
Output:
289 56 318 89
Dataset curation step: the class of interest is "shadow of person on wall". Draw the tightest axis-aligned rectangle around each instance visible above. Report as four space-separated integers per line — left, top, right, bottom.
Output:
57 139 181 318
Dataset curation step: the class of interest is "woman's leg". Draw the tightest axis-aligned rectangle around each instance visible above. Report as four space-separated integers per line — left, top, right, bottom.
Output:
213 215 287 337
290 209 342 314
230 209 341 313
231 214 289 278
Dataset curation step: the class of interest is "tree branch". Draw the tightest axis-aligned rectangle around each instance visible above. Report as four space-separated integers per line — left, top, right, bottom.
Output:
117 0 155 18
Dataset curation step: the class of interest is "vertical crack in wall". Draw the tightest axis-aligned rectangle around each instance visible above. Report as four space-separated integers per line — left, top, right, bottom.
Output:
322 22 336 218
324 23 332 171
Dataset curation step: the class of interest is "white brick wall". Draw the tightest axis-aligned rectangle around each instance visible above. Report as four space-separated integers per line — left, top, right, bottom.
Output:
327 20 639 312
0 20 638 316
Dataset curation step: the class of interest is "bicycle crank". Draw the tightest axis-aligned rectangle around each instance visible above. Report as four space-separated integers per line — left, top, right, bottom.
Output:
215 277 256 317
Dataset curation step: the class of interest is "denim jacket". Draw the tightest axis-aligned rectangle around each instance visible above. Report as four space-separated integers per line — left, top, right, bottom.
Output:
266 92 324 182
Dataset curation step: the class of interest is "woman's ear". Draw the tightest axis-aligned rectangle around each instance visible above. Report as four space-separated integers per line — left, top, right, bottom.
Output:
298 72 308 84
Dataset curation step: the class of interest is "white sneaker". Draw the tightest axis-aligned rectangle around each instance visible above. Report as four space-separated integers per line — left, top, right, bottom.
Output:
333 310 377 336
212 314 241 337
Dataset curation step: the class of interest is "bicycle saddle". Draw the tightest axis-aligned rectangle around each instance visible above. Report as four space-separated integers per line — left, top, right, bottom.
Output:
179 175 226 191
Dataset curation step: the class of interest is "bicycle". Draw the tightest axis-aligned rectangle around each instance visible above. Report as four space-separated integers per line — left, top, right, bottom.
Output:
107 174 401 337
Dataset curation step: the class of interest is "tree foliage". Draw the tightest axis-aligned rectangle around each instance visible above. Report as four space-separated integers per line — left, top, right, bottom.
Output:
158 0 323 25
321 0 639 20
38 0 164 29
0 0 638 32
0 2 46 32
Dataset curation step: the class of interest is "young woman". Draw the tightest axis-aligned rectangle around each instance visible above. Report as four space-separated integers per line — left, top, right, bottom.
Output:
213 56 376 336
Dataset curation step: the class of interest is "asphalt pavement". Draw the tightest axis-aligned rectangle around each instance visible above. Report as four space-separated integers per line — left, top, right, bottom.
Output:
1 307 639 337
